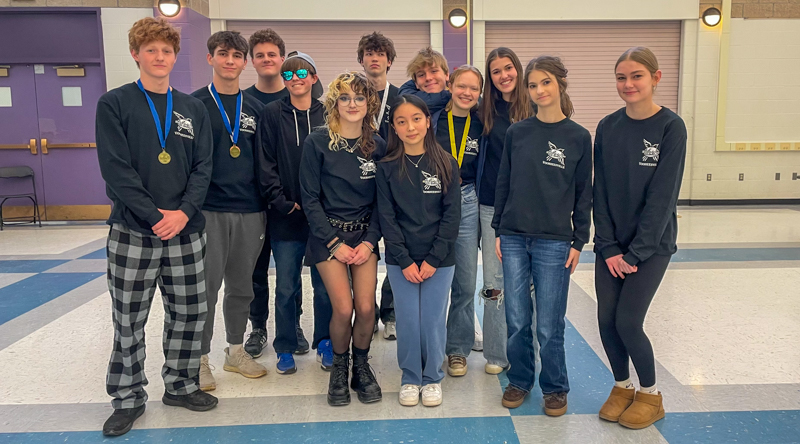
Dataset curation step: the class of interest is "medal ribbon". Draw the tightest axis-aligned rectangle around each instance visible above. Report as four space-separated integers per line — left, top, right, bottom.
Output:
208 83 241 145
137 79 172 151
374 80 390 128
448 110 471 167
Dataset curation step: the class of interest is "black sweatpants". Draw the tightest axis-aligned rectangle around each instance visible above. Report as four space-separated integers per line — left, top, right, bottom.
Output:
594 253 671 388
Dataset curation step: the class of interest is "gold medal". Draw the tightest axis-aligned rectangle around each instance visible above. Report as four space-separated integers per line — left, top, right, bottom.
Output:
158 150 171 165
229 144 241 158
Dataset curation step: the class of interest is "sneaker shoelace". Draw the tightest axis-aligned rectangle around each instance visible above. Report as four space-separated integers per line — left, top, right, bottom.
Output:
422 385 441 396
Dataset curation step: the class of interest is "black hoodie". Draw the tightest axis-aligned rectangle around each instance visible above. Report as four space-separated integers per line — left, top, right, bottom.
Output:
257 95 325 241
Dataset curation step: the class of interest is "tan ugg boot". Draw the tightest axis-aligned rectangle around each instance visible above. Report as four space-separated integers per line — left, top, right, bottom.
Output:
598 386 635 422
618 391 665 429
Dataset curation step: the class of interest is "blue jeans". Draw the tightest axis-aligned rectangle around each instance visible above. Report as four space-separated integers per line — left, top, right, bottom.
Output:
446 184 479 357
310 265 332 349
501 235 571 394
479 205 509 367
271 241 331 352
388 264 455 386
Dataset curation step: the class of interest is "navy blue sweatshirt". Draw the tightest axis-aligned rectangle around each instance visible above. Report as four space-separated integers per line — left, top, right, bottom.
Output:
256 95 326 241
479 98 512 206
593 107 687 265
192 86 263 213
377 154 460 268
398 79 451 115
492 116 592 251
96 82 213 236
376 84 399 141
300 130 384 248
244 85 289 106
434 109 483 185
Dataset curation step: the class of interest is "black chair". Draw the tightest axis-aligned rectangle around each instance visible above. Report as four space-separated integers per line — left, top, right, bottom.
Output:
0 166 43 230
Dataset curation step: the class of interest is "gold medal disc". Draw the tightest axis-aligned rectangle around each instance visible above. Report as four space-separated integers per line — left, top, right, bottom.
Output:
230 145 241 158
158 151 171 165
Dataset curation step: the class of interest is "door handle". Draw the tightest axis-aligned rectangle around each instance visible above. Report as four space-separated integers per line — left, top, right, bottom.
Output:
30 138 37 154
41 138 48 154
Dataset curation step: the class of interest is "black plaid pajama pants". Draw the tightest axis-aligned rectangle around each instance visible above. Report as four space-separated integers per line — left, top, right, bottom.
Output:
105 223 208 409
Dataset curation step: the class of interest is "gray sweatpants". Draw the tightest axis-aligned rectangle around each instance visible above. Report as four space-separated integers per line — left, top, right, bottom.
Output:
201 210 266 354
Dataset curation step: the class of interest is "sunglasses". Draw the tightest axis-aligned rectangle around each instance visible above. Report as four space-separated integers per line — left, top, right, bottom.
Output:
282 69 310 81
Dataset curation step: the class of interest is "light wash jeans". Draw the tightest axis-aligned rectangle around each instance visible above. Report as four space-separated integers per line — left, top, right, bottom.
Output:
388 264 455 386
446 184 479 357
479 205 508 368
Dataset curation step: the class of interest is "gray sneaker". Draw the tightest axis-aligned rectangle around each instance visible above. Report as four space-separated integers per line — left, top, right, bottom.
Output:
199 354 216 392
223 346 268 378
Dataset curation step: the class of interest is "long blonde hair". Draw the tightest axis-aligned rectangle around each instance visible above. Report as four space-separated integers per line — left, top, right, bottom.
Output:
323 71 380 158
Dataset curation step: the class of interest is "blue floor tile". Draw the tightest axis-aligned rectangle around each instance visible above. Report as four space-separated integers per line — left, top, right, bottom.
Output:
656 410 800 444
0 260 68 273
0 272 104 325
78 248 107 260
498 320 614 416
0 416 520 444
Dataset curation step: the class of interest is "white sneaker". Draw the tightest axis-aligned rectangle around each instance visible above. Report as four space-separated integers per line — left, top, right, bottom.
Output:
472 331 484 352
421 383 443 407
399 384 421 406
383 321 397 340
199 354 216 391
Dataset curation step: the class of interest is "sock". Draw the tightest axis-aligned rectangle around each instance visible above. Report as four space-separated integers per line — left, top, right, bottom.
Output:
640 384 658 394
229 344 243 354
352 345 369 357
615 379 635 390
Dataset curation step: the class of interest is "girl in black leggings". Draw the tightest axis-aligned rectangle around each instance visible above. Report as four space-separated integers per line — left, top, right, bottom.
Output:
593 47 687 430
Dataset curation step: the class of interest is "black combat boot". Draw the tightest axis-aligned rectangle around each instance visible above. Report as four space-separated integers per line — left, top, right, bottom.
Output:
350 348 382 403
327 351 351 406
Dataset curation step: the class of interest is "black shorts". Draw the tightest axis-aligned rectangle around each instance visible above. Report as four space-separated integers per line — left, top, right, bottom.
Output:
305 228 380 266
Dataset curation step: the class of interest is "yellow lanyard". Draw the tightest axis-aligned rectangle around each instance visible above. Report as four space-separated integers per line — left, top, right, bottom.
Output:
448 110 471 167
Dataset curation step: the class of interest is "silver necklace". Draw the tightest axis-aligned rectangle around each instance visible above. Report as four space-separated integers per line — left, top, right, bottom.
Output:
341 138 361 153
404 152 425 168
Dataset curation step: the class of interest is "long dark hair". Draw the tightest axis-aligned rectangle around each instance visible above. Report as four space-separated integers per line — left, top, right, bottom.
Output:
524 55 574 118
479 47 534 135
382 95 453 193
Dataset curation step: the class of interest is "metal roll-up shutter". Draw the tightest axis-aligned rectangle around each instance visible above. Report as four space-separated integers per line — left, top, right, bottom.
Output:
485 21 681 135
227 21 431 92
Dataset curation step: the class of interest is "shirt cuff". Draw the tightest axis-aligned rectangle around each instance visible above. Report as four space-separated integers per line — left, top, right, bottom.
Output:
622 252 640 266
571 240 585 252
600 244 623 260
423 254 441 268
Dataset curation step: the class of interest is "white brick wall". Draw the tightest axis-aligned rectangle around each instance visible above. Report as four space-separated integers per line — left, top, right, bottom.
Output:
682 19 800 201
101 8 153 91
726 19 800 143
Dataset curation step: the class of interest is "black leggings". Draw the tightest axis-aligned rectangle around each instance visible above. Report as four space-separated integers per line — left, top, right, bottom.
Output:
595 253 670 388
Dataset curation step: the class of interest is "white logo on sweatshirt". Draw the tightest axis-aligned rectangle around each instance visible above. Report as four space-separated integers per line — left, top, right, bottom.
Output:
173 111 194 139
421 170 442 193
543 141 566 169
240 112 257 133
358 156 376 179
640 139 659 167
465 136 479 155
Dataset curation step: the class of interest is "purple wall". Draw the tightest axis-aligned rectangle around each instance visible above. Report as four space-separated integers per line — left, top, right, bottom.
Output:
160 7 211 94
443 19 468 70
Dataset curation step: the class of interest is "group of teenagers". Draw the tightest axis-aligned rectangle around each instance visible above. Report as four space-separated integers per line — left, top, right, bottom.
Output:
97 16 686 437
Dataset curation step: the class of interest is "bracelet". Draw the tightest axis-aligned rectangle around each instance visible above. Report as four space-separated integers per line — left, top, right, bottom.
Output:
361 241 374 252
327 239 344 261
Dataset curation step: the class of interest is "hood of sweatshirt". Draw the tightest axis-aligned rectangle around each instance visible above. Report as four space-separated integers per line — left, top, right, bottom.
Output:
277 95 326 147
